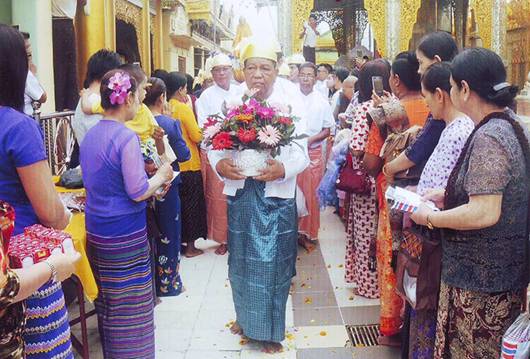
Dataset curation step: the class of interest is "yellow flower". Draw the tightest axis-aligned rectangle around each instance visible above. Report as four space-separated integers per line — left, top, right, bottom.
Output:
237 114 254 123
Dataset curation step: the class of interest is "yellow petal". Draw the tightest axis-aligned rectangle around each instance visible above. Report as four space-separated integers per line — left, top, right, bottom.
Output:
320 331 327 336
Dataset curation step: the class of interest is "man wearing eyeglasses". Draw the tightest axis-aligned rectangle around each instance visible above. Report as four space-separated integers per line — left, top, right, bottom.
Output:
296 62 334 252
196 53 241 256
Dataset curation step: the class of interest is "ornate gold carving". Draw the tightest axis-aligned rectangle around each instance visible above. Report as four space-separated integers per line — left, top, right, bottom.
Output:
399 0 421 52
364 0 386 56
292 0 313 54
507 0 530 30
470 0 493 49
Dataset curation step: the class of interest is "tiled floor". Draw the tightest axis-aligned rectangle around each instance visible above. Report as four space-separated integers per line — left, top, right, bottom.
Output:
70 208 399 358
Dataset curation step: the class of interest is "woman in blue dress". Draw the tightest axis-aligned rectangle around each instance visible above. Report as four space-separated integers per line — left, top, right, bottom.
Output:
80 69 173 358
0 24 80 359
144 77 191 296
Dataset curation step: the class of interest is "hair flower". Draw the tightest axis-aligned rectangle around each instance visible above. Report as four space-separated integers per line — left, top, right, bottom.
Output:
108 72 132 105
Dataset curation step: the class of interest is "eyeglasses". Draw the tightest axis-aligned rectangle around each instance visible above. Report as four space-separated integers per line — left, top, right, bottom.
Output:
212 66 231 74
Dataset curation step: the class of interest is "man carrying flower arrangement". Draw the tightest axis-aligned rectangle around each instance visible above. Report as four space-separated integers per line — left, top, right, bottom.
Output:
206 38 309 354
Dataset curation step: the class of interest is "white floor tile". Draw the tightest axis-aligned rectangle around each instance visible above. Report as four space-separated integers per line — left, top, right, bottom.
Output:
155 308 200 329
156 351 187 359
333 288 380 308
194 308 237 331
189 328 244 351
185 350 241 359
293 325 349 349
155 329 193 352
240 349 296 359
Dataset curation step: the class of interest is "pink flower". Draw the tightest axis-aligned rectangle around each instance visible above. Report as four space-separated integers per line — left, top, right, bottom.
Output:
108 72 132 105
203 117 218 129
270 102 290 115
257 106 275 119
257 125 281 147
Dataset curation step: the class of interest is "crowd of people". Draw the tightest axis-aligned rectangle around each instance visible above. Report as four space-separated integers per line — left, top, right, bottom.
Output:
0 14 529 359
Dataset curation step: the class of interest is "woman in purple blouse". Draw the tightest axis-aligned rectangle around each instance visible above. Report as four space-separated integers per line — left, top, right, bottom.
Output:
80 69 172 359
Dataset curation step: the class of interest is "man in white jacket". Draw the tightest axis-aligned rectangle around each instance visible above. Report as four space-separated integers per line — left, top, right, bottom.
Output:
208 39 309 354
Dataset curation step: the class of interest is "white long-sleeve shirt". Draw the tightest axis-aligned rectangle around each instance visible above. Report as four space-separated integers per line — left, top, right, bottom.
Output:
208 82 309 199
195 83 242 128
301 90 334 148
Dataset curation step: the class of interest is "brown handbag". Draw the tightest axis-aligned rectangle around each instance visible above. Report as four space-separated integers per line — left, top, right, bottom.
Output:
380 126 422 180
395 223 442 311
336 153 371 195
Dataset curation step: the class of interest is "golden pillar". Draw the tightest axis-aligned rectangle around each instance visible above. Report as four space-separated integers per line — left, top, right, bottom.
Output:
364 0 386 57
153 1 164 70
76 0 116 87
399 0 422 52
141 0 152 72
470 0 493 49
291 0 313 55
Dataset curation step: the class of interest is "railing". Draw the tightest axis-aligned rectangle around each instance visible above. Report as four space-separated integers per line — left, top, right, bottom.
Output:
33 108 77 176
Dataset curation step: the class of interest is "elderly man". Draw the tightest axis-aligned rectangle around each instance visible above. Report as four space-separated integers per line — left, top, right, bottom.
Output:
209 40 309 354
196 53 240 255
297 62 334 252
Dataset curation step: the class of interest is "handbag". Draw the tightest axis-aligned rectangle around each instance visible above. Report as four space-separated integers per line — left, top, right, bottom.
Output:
380 126 422 181
395 223 442 311
336 153 371 195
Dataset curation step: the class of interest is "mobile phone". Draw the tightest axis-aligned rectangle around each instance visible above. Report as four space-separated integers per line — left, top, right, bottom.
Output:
372 76 384 97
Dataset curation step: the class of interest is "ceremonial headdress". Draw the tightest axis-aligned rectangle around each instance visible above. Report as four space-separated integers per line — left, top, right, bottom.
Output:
210 53 232 70
287 53 305 65
240 37 278 63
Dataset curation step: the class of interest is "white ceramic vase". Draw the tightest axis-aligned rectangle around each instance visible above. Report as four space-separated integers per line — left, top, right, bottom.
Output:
232 149 270 177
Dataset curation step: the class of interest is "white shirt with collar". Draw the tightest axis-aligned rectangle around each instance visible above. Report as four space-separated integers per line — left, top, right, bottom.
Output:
301 90 334 148
209 81 309 199
196 83 242 128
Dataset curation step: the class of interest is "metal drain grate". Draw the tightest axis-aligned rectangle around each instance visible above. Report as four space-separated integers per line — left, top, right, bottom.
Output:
345 324 380 347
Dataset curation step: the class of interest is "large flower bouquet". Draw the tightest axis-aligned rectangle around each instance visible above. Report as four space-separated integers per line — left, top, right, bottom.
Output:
202 98 300 158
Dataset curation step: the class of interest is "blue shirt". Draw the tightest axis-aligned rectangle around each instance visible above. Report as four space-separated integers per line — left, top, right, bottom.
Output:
154 115 191 176
80 120 149 218
405 115 446 165
0 107 48 234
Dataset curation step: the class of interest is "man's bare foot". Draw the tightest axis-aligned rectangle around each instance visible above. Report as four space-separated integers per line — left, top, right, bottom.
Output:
378 333 401 347
184 242 204 258
261 341 283 354
298 234 317 253
230 322 243 335
215 243 228 255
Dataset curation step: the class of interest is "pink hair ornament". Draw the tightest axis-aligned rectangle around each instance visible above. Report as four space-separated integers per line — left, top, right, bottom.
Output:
108 72 132 105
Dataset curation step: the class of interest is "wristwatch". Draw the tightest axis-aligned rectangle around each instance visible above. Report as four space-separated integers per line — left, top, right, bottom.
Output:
44 260 58 283
426 214 435 230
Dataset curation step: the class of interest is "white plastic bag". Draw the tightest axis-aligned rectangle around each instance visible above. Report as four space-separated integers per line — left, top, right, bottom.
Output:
501 312 530 359
296 185 309 218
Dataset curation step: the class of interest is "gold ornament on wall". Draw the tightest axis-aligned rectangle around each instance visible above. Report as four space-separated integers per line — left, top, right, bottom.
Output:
470 0 493 49
292 0 313 54
364 0 386 56
399 0 422 52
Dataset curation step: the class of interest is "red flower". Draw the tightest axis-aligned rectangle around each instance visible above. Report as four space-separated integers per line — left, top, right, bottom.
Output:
278 117 292 125
212 132 233 150
237 128 257 143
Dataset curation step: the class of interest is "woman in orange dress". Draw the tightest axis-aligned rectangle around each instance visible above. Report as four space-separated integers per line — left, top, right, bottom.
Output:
366 52 429 346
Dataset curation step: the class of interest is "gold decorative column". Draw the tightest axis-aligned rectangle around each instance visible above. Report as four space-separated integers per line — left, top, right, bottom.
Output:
470 0 493 49
153 1 164 70
76 0 116 89
141 0 152 72
399 0 422 52
291 0 313 55
492 0 507 56
364 0 386 57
